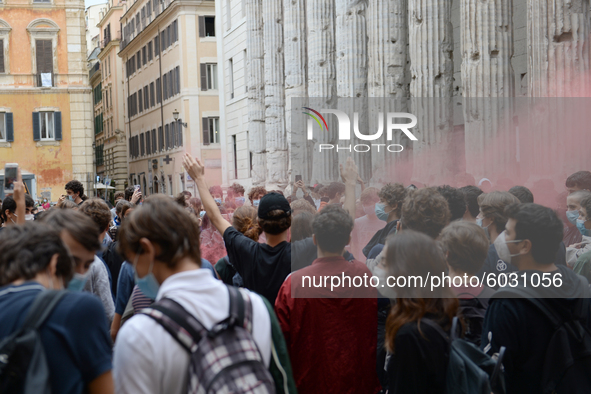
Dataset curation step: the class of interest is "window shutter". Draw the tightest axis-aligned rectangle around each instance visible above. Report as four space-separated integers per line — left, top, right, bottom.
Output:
146 130 151 153
169 71 174 97
174 20 178 43
156 78 161 103
150 83 155 107
33 112 40 141
178 122 183 146
202 117 210 145
152 129 157 153
141 133 145 156
200 64 207 91
6 113 13 142
158 126 163 151
199 16 205 37
138 91 143 112
165 124 169 149
175 67 180 94
161 30 165 52
0 39 4 73
163 74 168 100
36 40 53 74
54 112 62 140
167 25 172 48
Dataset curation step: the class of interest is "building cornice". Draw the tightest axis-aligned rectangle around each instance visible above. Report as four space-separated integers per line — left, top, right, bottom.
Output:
98 39 120 59
98 5 124 28
118 0 213 57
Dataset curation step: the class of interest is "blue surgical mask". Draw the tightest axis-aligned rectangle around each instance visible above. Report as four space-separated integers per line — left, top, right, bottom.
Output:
253 200 260 207
566 210 580 225
199 210 205 218
67 272 89 292
214 198 222 204
375 203 391 222
132 251 159 300
576 219 590 237
235 197 245 206
67 195 75 202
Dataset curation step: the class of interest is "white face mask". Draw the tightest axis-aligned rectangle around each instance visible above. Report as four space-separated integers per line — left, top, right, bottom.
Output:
493 231 523 265
25 214 35 221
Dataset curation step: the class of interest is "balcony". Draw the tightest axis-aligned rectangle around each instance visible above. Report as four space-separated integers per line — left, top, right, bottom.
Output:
101 31 121 49
89 62 100 79
36 73 54 88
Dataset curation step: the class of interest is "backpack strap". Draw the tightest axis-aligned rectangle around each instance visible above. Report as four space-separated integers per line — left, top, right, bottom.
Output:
142 298 207 353
420 317 455 344
21 290 67 331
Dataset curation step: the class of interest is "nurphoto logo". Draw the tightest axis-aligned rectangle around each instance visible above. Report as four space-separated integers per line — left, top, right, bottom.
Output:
302 107 418 153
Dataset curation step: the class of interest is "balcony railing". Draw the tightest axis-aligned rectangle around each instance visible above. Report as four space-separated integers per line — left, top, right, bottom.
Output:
101 31 121 49
36 73 54 88
89 62 100 79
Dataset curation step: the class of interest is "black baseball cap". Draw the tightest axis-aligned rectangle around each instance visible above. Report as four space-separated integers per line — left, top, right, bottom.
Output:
257 192 291 219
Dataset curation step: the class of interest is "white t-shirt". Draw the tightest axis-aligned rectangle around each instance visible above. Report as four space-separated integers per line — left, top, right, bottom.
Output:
113 269 272 394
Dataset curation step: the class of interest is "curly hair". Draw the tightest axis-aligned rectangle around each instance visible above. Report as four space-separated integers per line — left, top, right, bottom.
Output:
0 223 74 286
209 185 223 198
436 185 467 222
400 187 451 239
258 209 291 235
439 221 489 275
65 180 85 200
378 183 407 218
248 186 267 204
79 198 112 233
229 183 245 196
232 206 261 241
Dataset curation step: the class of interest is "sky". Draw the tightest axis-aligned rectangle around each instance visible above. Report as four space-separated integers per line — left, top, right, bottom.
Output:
85 0 108 9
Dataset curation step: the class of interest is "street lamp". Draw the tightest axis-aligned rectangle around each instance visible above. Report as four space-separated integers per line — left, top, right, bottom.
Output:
173 109 188 128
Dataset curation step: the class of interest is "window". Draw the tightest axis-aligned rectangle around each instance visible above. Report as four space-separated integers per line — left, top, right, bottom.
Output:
229 58 234 99
138 90 143 112
109 88 112 108
40 112 54 140
205 17 215 37
0 112 13 142
167 25 172 48
209 117 219 143
206 63 217 90
154 36 159 55
152 128 157 153
175 67 180 95
0 113 5 140
148 41 153 61
173 20 178 43
144 86 149 109
142 46 147 65
146 130 151 153
161 30 166 52
171 122 176 147
136 51 141 68
140 133 145 156
198 16 216 37
35 40 53 87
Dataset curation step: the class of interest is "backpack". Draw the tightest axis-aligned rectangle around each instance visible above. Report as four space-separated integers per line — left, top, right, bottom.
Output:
141 285 276 394
494 279 591 393
0 290 66 394
422 317 506 394
457 287 495 347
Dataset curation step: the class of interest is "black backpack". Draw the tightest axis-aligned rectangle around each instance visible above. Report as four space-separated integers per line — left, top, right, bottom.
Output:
0 290 66 394
494 280 591 393
423 317 506 394
142 285 276 394
457 287 495 347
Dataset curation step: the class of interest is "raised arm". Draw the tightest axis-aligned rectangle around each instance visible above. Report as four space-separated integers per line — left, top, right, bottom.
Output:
183 153 231 235
340 157 358 222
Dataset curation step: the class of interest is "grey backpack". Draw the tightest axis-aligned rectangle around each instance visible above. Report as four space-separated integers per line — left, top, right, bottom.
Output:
423 317 506 394
0 290 66 394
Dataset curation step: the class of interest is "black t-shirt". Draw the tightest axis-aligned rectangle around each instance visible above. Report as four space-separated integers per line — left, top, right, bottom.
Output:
362 220 398 258
481 265 591 393
223 227 293 304
387 315 450 394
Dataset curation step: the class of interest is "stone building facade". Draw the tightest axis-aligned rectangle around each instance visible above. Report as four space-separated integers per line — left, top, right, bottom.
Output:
118 0 220 196
218 0 591 191
0 0 94 202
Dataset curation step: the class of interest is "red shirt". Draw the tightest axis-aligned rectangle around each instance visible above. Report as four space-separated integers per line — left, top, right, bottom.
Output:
275 256 380 394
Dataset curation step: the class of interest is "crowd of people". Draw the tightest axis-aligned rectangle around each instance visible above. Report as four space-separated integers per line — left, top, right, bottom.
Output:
1 159 591 394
